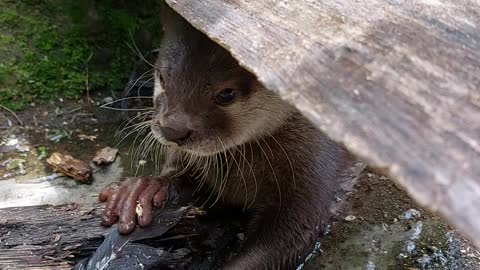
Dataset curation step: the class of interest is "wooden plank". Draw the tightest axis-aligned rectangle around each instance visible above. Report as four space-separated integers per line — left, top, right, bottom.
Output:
0 202 245 269
0 203 106 269
165 0 480 247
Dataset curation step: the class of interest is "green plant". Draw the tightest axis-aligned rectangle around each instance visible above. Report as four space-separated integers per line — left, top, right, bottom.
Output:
0 0 162 110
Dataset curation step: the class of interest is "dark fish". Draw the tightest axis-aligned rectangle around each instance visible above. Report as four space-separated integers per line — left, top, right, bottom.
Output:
74 205 191 270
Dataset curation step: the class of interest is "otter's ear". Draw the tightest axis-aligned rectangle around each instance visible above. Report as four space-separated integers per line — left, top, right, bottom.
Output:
160 1 187 33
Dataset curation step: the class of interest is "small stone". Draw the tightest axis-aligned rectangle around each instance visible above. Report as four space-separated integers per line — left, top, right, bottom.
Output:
103 97 114 104
403 209 421 220
139 160 147 166
366 260 375 270
16 145 30 152
6 138 19 146
406 240 416 253
344 215 356 221
417 255 432 267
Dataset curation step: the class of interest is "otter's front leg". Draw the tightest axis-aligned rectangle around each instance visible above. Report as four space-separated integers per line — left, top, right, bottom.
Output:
99 177 172 234
225 199 324 270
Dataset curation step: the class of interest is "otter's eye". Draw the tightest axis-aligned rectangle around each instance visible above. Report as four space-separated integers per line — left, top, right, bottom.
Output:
215 88 236 105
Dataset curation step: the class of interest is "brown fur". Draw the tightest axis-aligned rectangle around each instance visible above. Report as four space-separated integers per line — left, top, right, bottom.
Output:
195 113 350 269
122 4 350 269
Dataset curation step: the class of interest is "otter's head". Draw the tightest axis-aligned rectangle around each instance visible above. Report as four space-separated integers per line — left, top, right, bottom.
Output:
151 7 293 156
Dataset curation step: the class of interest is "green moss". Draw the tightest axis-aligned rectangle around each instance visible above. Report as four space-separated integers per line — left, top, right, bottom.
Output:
0 0 162 110
0 9 17 26
0 64 8 84
0 34 15 45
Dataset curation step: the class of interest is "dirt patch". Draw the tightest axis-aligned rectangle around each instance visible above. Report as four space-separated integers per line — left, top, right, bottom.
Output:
304 171 480 270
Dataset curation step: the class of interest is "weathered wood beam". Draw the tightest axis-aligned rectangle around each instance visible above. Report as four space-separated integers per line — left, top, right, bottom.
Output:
0 203 106 269
165 0 480 247
0 202 244 269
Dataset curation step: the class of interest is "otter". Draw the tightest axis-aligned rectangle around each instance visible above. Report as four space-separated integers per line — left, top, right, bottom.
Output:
99 4 352 270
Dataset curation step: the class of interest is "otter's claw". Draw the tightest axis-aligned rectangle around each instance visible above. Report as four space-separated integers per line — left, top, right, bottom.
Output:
99 177 170 234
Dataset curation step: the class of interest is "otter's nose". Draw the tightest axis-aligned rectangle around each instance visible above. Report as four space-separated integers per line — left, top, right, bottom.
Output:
159 126 192 145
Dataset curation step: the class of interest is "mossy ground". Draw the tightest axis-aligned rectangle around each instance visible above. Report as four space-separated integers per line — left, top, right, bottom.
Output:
0 0 162 110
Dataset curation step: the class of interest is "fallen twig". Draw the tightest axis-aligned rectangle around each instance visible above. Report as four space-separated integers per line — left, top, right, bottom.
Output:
0 104 24 125
84 52 94 110
33 115 38 126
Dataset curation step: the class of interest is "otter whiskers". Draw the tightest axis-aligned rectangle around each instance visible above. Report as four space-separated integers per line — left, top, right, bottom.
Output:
254 137 282 211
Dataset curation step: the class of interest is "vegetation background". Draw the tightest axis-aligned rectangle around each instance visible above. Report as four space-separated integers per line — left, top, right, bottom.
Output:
0 0 162 110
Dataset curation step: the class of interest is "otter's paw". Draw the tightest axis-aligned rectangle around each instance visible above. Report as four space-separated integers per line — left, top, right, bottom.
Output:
98 177 170 234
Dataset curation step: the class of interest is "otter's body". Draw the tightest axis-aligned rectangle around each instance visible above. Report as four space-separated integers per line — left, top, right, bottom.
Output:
170 113 349 269
99 4 351 269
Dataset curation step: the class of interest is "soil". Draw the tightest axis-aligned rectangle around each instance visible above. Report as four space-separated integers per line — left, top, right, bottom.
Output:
303 171 480 270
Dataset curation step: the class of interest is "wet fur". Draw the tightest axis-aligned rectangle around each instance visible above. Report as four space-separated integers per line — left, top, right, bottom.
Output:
150 4 351 269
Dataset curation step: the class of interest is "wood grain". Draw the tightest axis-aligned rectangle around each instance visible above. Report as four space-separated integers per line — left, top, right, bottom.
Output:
0 203 106 269
0 202 245 269
165 0 480 247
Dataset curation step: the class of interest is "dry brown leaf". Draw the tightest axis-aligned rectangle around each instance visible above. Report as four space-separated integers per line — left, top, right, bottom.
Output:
92 147 118 165
46 152 92 184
